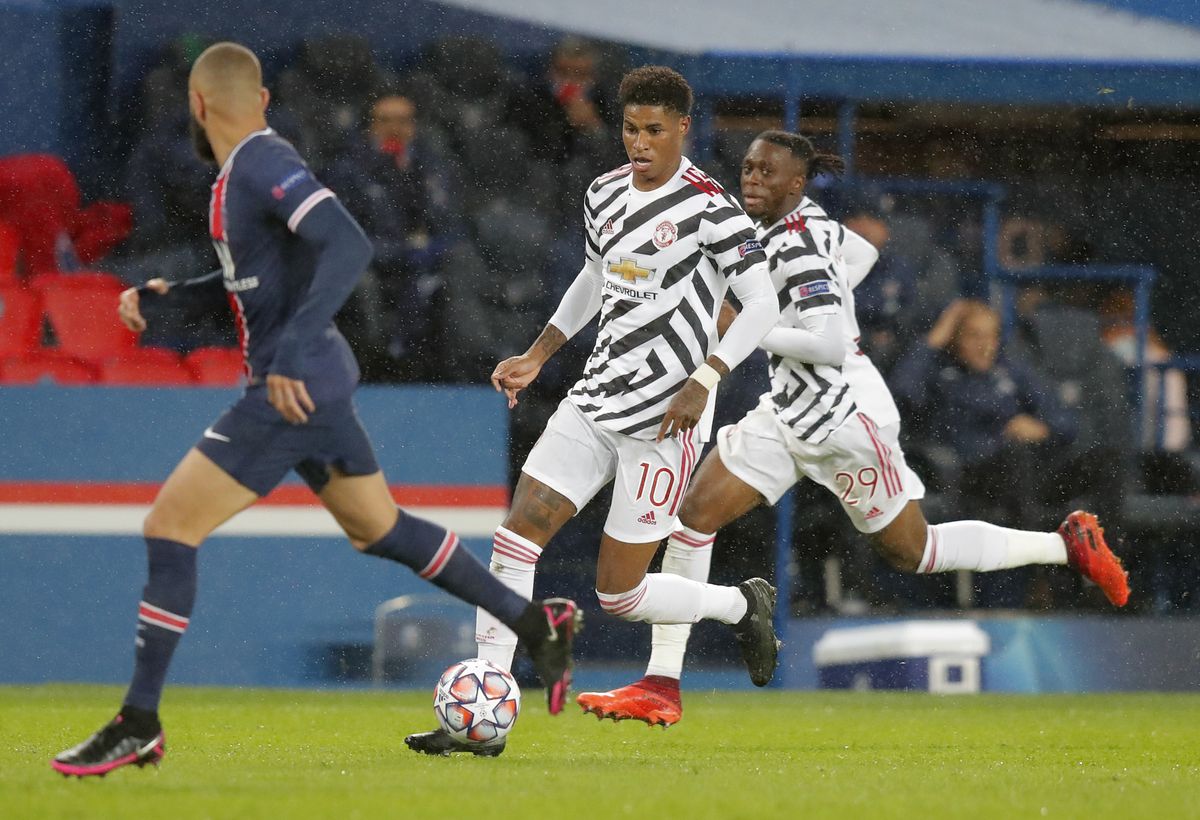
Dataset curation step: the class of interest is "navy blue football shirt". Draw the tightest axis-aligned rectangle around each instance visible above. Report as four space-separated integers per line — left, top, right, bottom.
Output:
208 128 360 402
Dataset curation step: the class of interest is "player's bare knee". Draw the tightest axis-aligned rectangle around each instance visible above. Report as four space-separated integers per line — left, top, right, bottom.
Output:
348 519 394 551
500 508 553 547
677 496 717 534
143 506 186 543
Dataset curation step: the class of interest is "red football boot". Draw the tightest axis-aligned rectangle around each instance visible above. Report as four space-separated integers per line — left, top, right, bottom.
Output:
576 676 682 727
1059 510 1130 607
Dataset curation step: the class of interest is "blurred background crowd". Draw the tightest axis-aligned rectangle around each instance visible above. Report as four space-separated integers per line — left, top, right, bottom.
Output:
2 28 1199 621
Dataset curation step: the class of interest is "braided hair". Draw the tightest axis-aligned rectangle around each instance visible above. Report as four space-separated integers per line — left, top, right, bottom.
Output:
755 130 846 180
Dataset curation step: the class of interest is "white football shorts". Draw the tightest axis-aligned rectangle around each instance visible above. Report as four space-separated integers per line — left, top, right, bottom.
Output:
521 398 700 543
716 398 926 533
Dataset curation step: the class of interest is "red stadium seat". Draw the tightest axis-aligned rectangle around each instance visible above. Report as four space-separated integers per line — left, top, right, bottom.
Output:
0 284 43 356
0 221 19 282
185 346 246 386
98 348 196 386
34 271 137 361
0 350 97 385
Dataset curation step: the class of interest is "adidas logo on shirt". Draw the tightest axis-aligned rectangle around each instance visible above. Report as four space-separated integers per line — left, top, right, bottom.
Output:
601 218 615 235
863 507 884 520
637 510 657 525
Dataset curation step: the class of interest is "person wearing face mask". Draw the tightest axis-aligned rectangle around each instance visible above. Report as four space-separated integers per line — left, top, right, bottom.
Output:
325 89 459 377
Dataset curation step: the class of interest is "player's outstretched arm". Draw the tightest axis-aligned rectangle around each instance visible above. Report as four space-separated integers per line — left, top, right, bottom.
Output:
710 259 780 371
492 260 603 408
758 311 846 366
491 324 567 409
120 269 227 332
657 248 779 441
842 227 880 291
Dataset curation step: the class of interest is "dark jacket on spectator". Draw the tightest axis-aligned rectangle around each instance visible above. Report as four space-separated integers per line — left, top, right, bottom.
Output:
891 343 1077 465
324 134 457 274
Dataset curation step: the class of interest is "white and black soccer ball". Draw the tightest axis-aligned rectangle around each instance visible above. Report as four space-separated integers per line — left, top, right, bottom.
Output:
433 658 521 744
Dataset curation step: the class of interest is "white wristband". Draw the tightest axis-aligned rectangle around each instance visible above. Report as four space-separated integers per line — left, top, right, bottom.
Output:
690 363 722 391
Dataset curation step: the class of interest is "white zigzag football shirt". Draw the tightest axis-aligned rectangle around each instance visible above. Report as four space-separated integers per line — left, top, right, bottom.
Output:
756 197 860 443
568 157 768 440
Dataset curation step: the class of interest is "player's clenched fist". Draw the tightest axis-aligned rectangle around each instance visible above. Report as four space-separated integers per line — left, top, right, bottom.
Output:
117 278 170 332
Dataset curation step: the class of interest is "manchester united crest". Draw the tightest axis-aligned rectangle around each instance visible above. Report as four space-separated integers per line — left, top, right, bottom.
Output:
653 220 677 249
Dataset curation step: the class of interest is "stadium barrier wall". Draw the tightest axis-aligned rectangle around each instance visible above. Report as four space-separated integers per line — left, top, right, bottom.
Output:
3 386 1195 692
0 384 509 688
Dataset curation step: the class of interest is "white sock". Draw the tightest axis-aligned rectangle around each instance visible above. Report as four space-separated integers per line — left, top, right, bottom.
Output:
475 527 542 671
917 521 1067 574
647 526 714 679
597 574 746 625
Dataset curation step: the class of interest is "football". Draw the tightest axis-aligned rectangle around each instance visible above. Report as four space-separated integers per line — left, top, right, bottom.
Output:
432 658 521 744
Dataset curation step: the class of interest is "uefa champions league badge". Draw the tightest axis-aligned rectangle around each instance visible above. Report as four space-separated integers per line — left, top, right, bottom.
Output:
653 220 677 249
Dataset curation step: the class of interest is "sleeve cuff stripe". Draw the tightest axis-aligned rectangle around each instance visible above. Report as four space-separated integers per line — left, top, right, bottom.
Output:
287 189 335 232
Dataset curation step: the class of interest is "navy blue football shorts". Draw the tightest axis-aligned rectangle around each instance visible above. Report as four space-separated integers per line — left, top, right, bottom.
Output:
195 387 380 497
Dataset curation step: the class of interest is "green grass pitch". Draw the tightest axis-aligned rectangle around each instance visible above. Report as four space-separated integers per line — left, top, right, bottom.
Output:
5 684 1199 819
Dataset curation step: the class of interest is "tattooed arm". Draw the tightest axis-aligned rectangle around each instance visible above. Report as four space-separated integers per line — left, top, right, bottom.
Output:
490 260 603 408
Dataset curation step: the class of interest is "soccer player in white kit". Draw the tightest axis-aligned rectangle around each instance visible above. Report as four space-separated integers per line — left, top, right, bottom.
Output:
576 131 1131 727
405 68 782 756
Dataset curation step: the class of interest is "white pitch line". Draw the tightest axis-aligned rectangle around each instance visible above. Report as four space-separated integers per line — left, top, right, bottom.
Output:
0 504 505 538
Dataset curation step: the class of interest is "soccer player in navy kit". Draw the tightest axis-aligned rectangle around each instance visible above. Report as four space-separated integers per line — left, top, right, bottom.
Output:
51 42 580 778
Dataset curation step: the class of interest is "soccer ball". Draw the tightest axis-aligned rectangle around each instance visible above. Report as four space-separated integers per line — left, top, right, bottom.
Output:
433 658 521 744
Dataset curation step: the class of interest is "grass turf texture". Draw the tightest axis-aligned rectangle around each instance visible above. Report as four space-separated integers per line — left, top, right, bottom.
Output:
5 685 1199 819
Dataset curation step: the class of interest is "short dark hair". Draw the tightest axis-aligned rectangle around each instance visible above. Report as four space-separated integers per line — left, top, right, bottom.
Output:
754 130 846 180
552 36 599 64
618 66 693 116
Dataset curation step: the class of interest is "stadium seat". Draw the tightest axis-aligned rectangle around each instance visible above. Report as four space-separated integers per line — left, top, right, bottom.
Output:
0 284 43 356
97 347 196 386
185 345 246 386
0 350 97 385
0 221 19 282
34 271 138 361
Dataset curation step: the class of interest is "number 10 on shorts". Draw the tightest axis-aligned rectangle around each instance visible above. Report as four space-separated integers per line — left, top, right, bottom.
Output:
635 462 677 508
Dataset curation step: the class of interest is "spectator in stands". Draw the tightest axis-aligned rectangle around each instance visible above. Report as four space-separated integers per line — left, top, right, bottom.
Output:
1100 289 1191 452
275 35 396 172
506 37 615 163
326 88 461 379
122 116 212 269
845 196 955 372
891 299 1077 605
505 36 624 224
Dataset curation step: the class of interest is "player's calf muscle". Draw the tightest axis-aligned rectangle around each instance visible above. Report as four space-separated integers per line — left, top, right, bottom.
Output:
870 503 927 572
871 535 922 573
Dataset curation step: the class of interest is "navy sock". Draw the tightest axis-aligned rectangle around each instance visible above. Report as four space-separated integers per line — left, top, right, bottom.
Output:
123 538 197 714
365 510 528 627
